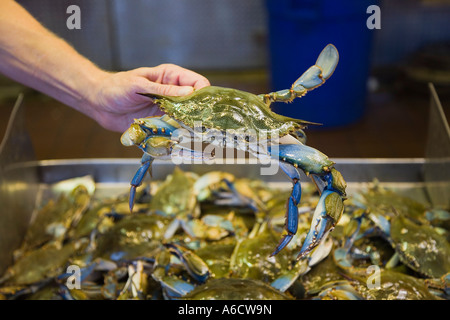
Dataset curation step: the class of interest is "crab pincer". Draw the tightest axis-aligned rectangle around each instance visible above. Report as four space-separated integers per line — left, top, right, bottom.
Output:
269 143 346 259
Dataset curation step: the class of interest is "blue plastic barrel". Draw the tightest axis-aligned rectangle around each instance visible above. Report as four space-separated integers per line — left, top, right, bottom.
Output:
266 0 376 127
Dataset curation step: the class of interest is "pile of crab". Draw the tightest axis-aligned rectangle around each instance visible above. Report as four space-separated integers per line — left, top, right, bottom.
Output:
0 171 448 300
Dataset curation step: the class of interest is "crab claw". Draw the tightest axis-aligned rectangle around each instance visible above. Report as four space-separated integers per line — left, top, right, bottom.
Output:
297 168 346 260
297 189 344 260
164 243 211 283
268 141 346 259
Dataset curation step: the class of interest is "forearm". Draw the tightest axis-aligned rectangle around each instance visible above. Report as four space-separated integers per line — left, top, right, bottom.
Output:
0 1 210 133
0 0 108 117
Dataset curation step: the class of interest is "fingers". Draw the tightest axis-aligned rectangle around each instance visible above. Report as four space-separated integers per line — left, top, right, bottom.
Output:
132 64 210 98
154 83 195 96
134 64 210 90
137 80 195 97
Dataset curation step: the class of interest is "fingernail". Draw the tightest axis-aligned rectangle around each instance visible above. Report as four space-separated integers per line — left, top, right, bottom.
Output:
177 87 194 96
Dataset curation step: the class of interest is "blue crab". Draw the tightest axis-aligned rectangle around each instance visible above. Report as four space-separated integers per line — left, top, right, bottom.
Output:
121 44 347 259
349 185 450 278
150 232 332 300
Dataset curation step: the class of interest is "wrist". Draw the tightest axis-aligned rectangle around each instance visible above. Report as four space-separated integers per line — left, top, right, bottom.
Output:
74 67 111 121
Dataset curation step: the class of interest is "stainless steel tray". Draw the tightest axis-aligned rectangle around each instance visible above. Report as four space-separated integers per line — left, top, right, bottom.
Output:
35 157 428 196
0 157 430 274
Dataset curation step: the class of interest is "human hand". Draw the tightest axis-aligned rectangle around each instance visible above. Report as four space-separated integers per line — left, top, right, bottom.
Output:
86 64 210 132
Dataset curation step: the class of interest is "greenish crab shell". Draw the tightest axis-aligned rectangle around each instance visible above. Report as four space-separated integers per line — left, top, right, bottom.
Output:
149 86 317 137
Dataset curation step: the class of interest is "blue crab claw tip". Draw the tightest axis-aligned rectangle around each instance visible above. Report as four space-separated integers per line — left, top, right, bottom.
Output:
270 233 294 257
296 216 335 260
129 186 136 212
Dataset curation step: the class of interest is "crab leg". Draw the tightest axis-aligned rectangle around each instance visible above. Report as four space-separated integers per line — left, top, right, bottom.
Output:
259 44 339 104
125 128 217 211
121 116 180 211
269 143 346 259
270 161 302 257
128 153 154 211
218 178 261 212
